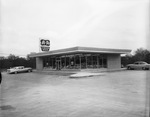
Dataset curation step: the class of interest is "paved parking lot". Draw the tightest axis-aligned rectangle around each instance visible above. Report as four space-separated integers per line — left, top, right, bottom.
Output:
0 70 149 117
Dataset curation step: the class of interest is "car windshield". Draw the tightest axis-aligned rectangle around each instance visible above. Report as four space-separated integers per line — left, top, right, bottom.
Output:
134 63 139 64
134 62 148 64
10 67 17 69
10 66 24 69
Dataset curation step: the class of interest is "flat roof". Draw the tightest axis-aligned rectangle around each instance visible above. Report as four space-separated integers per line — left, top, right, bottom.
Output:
28 46 131 57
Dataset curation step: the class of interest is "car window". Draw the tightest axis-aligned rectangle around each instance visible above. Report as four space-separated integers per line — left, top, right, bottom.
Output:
12 67 17 69
21 66 24 69
134 63 139 64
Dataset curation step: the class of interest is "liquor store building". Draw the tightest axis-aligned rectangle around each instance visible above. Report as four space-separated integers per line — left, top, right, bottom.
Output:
29 46 131 71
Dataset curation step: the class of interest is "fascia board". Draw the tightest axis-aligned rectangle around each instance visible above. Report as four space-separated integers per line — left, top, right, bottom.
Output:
29 49 131 58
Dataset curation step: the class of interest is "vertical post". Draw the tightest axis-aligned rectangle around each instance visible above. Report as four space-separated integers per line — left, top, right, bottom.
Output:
97 55 99 69
102 56 103 68
55 57 56 69
51 57 53 69
86 55 87 69
74 54 75 69
65 55 66 69
69 56 70 68
80 55 81 69
50 57 51 69
60 57 62 69
92 55 93 68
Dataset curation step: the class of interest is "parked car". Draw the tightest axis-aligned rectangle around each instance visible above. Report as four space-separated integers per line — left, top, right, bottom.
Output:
127 61 150 70
7 66 32 74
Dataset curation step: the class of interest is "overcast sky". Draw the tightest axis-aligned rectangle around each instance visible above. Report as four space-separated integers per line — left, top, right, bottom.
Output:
0 0 149 57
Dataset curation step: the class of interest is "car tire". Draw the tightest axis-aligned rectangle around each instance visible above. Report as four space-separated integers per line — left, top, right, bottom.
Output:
142 67 145 70
127 66 131 70
28 70 31 72
15 71 17 74
146 68 149 70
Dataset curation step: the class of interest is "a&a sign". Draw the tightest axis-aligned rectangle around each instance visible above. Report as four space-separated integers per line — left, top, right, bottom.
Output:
40 39 50 52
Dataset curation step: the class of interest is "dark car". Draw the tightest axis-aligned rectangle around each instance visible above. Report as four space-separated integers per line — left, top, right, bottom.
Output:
127 61 150 70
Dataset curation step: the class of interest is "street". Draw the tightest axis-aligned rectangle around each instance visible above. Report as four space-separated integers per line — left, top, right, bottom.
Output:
0 70 149 117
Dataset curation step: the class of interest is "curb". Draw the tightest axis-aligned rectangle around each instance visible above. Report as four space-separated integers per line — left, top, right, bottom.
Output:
69 72 105 78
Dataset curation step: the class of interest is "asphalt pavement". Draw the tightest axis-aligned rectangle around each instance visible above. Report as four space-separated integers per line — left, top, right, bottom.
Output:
0 70 149 117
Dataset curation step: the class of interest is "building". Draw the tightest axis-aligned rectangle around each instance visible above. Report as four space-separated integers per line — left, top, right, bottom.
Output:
28 46 131 71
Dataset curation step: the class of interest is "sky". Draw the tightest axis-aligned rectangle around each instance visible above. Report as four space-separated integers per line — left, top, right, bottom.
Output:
0 0 149 57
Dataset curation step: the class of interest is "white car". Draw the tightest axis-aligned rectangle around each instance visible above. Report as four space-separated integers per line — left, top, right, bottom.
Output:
7 66 32 74
127 61 150 70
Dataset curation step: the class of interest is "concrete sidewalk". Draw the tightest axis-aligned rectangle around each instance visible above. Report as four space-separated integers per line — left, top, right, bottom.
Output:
70 68 126 78
69 72 105 78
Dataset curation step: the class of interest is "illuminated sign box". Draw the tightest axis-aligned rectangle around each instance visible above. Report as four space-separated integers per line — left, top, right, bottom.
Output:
40 39 50 52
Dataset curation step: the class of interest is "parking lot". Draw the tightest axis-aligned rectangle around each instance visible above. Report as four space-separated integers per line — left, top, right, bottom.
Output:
0 70 149 117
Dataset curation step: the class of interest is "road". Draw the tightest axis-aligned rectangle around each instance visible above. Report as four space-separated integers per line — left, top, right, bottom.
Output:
0 70 149 117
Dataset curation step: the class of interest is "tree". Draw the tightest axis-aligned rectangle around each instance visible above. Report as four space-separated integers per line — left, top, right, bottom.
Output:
8 54 19 60
134 48 150 63
121 48 150 66
0 54 36 70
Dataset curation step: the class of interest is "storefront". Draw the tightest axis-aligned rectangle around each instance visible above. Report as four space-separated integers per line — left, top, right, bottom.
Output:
29 46 131 71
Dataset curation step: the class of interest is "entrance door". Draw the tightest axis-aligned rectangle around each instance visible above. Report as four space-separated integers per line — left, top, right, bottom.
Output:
56 60 61 70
